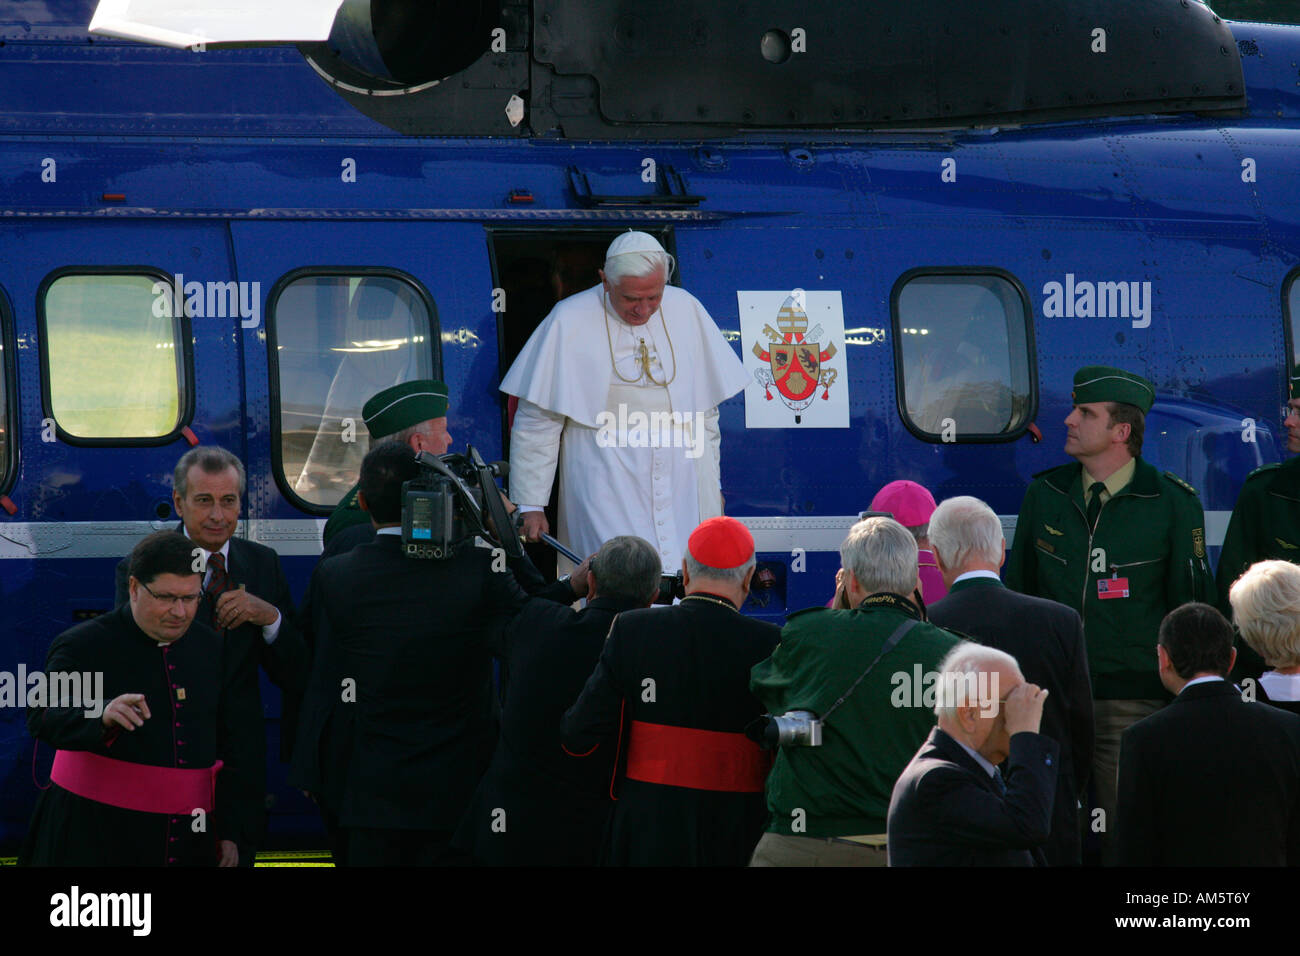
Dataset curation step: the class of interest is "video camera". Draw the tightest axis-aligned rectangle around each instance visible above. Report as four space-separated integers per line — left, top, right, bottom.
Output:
655 571 685 604
400 446 524 561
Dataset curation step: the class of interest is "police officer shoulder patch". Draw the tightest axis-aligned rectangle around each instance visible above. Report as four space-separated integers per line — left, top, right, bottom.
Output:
1162 470 1199 497
1192 527 1206 559
1245 461 1283 483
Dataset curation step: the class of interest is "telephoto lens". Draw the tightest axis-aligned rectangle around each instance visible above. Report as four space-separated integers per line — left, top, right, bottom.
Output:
746 710 823 748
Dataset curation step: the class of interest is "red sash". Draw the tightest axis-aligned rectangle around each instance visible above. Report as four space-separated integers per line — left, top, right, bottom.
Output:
625 720 771 793
51 750 223 815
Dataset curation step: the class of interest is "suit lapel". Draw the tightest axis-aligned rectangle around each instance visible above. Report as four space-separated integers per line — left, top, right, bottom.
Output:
932 728 1003 796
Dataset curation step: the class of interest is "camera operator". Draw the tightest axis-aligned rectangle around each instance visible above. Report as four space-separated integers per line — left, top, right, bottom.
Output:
749 516 962 867
291 440 580 866
561 517 780 865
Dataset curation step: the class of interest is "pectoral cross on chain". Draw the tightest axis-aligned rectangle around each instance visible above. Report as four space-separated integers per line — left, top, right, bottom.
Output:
637 337 654 382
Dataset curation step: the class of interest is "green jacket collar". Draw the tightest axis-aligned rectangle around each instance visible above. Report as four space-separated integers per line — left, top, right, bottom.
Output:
855 592 922 620
947 575 1005 595
1266 455 1300 501
1037 456 1161 500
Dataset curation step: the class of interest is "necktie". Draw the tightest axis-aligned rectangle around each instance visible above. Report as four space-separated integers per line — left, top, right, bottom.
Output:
206 551 232 600
1085 481 1107 531
993 769 1007 797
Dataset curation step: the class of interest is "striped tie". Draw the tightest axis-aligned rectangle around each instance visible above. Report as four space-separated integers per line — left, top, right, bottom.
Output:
206 551 232 599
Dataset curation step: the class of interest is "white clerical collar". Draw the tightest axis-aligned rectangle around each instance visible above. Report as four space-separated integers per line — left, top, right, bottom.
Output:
954 736 1000 779
182 527 230 565
1260 671 1300 702
953 570 1001 584
1180 675 1225 693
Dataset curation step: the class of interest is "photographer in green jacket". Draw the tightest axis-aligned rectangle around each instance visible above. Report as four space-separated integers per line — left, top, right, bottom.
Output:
749 517 961 867
1005 365 1212 864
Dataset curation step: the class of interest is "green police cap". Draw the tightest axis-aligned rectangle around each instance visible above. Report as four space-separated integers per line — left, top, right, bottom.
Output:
362 380 449 439
1071 366 1155 414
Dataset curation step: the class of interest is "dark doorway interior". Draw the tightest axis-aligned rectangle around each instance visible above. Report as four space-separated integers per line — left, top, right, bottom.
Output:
489 228 675 577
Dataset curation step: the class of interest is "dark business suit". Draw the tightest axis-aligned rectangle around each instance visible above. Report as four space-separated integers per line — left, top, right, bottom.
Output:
887 726 1059 866
928 575 1094 865
1116 679 1300 866
303 533 570 865
455 594 640 866
114 532 308 862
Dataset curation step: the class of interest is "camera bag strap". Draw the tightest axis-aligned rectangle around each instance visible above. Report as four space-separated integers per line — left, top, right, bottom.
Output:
820 618 918 723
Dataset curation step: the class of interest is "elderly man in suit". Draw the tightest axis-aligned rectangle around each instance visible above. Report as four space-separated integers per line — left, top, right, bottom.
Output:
888 643 1058 866
926 495 1094 865
1116 602 1300 866
113 445 308 864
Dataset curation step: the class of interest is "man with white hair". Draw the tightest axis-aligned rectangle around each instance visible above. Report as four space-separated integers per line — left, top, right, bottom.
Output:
749 516 961 866
501 231 749 570
888 643 1057 866
927 496 1093 865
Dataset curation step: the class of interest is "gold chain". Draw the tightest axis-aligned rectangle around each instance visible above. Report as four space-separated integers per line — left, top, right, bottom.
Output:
604 290 677 387
681 593 737 611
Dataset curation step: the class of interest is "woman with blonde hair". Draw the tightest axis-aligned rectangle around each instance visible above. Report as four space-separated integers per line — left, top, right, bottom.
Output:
1229 560 1300 716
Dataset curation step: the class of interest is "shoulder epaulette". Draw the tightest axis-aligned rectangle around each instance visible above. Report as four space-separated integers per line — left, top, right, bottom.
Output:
1030 461 1077 481
1162 470 1199 497
1245 461 1284 482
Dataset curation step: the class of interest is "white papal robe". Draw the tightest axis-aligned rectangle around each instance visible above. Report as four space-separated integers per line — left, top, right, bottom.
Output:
501 284 749 569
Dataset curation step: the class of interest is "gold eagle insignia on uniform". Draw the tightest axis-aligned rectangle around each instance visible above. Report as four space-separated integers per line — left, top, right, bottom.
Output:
1276 538 1298 551
1192 528 1206 559
1044 524 1064 537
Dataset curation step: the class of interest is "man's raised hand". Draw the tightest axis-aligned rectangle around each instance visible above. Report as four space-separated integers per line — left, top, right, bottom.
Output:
103 693 151 731
1003 682 1048 736
214 589 277 630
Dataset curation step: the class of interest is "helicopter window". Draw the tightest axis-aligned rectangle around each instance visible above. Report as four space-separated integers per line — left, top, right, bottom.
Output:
41 273 184 440
270 271 436 511
892 271 1034 442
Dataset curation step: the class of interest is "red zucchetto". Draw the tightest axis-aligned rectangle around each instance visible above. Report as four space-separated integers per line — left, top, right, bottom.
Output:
687 516 755 569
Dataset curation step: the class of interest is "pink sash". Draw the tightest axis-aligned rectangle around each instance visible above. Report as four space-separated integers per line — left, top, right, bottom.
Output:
51 750 222 815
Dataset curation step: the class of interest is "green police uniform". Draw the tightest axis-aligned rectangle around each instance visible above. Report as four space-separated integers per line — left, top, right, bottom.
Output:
1004 456 1212 700
1215 454 1300 683
1217 455 1300 599
322 482 368 545
1005 365 1213 865
750 594 961 840
321 380 450 548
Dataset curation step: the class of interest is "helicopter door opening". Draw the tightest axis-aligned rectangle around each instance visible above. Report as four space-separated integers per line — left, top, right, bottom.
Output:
488 228 675 576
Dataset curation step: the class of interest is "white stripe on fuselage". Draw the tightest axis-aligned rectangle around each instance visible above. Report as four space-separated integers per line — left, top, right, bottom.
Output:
0 514 1235 559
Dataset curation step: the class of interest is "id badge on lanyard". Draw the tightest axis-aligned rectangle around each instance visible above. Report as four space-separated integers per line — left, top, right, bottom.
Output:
1098 573 1130 599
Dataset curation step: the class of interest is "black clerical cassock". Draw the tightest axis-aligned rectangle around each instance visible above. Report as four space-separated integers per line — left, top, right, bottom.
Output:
21 605 262 866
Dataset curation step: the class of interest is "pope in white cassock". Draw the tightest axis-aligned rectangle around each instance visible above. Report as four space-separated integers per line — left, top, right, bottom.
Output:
500 231 750 570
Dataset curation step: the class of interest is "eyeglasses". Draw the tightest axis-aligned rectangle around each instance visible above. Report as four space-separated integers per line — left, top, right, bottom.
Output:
140 581 201 608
